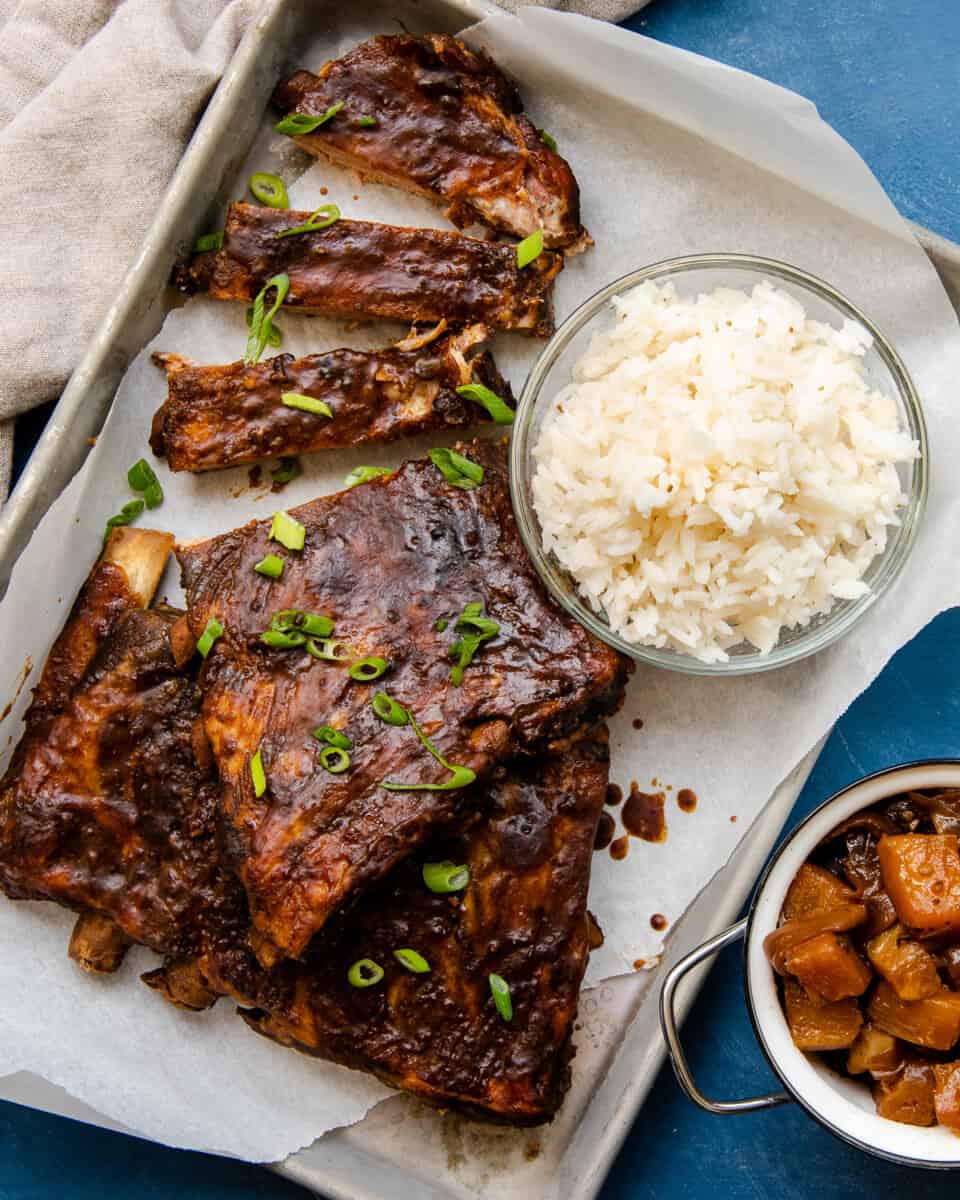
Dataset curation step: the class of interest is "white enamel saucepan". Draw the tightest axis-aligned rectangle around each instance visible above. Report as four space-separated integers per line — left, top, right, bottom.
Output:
659 761 960 1169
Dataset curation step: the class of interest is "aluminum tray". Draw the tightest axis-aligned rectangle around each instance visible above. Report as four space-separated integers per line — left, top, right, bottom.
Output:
0 2 958 1196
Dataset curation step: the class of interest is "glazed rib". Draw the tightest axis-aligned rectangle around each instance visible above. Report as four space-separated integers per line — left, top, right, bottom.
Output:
178 439 629 961
150 324 512 473
273 34 588 251
175 203 561 337
204 738 609 1124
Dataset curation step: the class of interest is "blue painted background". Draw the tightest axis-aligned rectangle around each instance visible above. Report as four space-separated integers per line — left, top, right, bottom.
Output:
4 0 959 1195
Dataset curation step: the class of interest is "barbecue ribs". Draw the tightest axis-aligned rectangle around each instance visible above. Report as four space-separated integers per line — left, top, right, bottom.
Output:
273 34 588 252
175 203 561 337
178 439 629 961
150 324 512 473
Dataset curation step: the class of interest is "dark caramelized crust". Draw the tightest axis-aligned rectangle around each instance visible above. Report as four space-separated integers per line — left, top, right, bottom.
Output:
274 34 588 251
203 739 609 1124
150 324 512 473
175 203 561 337
178 440 629 960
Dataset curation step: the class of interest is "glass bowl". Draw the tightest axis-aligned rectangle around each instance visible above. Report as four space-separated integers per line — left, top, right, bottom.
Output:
509 254 929 675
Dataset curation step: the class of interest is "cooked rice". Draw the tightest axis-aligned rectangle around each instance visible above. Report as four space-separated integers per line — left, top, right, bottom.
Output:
531 279 918 663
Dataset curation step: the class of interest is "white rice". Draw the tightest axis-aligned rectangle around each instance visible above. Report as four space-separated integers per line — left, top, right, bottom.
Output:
531 279 919 663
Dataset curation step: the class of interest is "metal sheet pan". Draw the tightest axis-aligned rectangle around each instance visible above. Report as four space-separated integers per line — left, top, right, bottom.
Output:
0 1 957 1195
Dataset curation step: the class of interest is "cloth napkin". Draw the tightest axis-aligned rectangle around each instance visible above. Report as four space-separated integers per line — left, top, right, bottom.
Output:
0 0 649 502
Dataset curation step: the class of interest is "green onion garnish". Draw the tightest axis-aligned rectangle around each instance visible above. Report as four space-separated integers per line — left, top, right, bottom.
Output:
313 725 352 751
429 448 484 491
357 116 378 128
394 948 430 974
422 860 470 894
381 710 476 793
371 691 409 727
126 458 164 510
455 382 515 425
103 499 145 544
249 172 289 208
434 618 449 633
246 305 282 349
305 638 352 662
193 230 223 253
516 227 544 270
271 609 334 637
319 745 351 774
347 958 384 988
275 204 341 240
448 601 500 686
143 482 163 509
539 129 558 153
269 509 306 551
489 973 513 1022
275 103 344 136
245 273 290 365
261 628 306 649
348 656 389 682
254 554 285 579
250 748 267 798
196 617 224 659
281 392 333 418
271 456 302 485
344 465 392 489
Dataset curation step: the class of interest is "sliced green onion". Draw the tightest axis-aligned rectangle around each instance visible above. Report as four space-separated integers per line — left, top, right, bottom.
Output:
260 628 306 649
371 692 409 727
319 745 351 774
381 712 477 793
244 273 290 365
196 617 224 659
429 447 484 491
422 860 470 894
539 129 558 152
254 554 285 579
249 172 289 208
344 465 391 489
394 948 430 974
250 749 267 798
455 382 515 425
271 456 302 485
193 230 223 253
271 609 334 637
275 103 344 136
306 638 352 662
448 602 500 686
142 482 164 510
434 617 449 633
348 656 389 682
516 227 544 270
246 304 282 348
347 958 383 988
275 204 341 240
127 458 158 492
489 973 513 1022
356 116 378 128
269 509 306 551
103 498 145 544
281 392 333 418
313 725 352 751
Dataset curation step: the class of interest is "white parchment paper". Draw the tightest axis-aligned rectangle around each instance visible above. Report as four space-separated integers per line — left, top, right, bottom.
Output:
1 5 959 1159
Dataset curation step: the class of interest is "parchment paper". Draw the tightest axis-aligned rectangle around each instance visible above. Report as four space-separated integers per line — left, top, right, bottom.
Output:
1 5 959 1160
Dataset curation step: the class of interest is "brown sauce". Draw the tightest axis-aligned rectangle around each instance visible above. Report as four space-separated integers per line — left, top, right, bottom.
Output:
633 958 646 970
247 464 262 489
632 717 644 730
593 811 615 851
609 835 629 860
605 783 622 807
622 784 667 842
677 788 698 813
585 910 604 950
730 815 738 823
650 913 668 932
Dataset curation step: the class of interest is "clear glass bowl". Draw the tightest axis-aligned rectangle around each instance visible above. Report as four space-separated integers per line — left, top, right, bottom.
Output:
509 254 929 676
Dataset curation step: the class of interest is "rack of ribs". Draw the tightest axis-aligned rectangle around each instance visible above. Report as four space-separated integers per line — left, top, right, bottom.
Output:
178 439 629 962
175 203 561 337
273 33 588 252
0 528 241 1009
150 323 511 473
203 737 609 1125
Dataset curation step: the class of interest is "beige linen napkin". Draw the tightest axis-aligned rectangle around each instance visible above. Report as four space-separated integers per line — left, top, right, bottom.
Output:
0 0 647 500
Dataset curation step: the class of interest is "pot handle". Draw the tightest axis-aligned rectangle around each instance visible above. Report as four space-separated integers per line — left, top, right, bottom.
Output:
658 916 791 1114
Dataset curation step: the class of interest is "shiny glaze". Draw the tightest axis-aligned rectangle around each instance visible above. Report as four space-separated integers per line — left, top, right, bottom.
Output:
176 203 561 337
150 325 511 473
203 739 609 1124
178 440 630 959
274 34 587 250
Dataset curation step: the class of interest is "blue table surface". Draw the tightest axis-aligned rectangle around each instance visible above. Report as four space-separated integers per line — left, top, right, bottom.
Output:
4 1 959 1196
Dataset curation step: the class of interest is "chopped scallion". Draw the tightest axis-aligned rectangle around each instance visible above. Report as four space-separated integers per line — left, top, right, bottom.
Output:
246 304 282 348
539 129 558 153
344 465 391 488
254 554 285 579
244 273 290 365
448 602 500 686
455 382 515 425
422 860 470 894
516 227 544 269
260 628 306 649
250 748 267 798
357 116 378 128
348 656 389 682
196 617 224 659
269 509 306 551
380 711 476 793
275 204 341 240
305 638 352 662
249 171 289 208
271 456 302 485
371 692 409 727
275 103 344 136
434 617 449 633
347 958 384 988
281 392 333 418
271 609 334 637
319 745 351 774
313 725 352 751
429 447 484 490
394 948 430 974
489 972 513 1022
103 499 145 544
127 458 158 492
193 230 223 253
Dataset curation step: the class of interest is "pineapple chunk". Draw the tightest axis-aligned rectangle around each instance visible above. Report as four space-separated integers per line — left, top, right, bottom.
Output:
866 924 941 1001
783 863 856 920
868 980 960 1051
878 834 960 935
873 1060 936 1126
932 1062 960 1132
784 933 872 1001
847 1023 901 1076
784 980 863 1051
